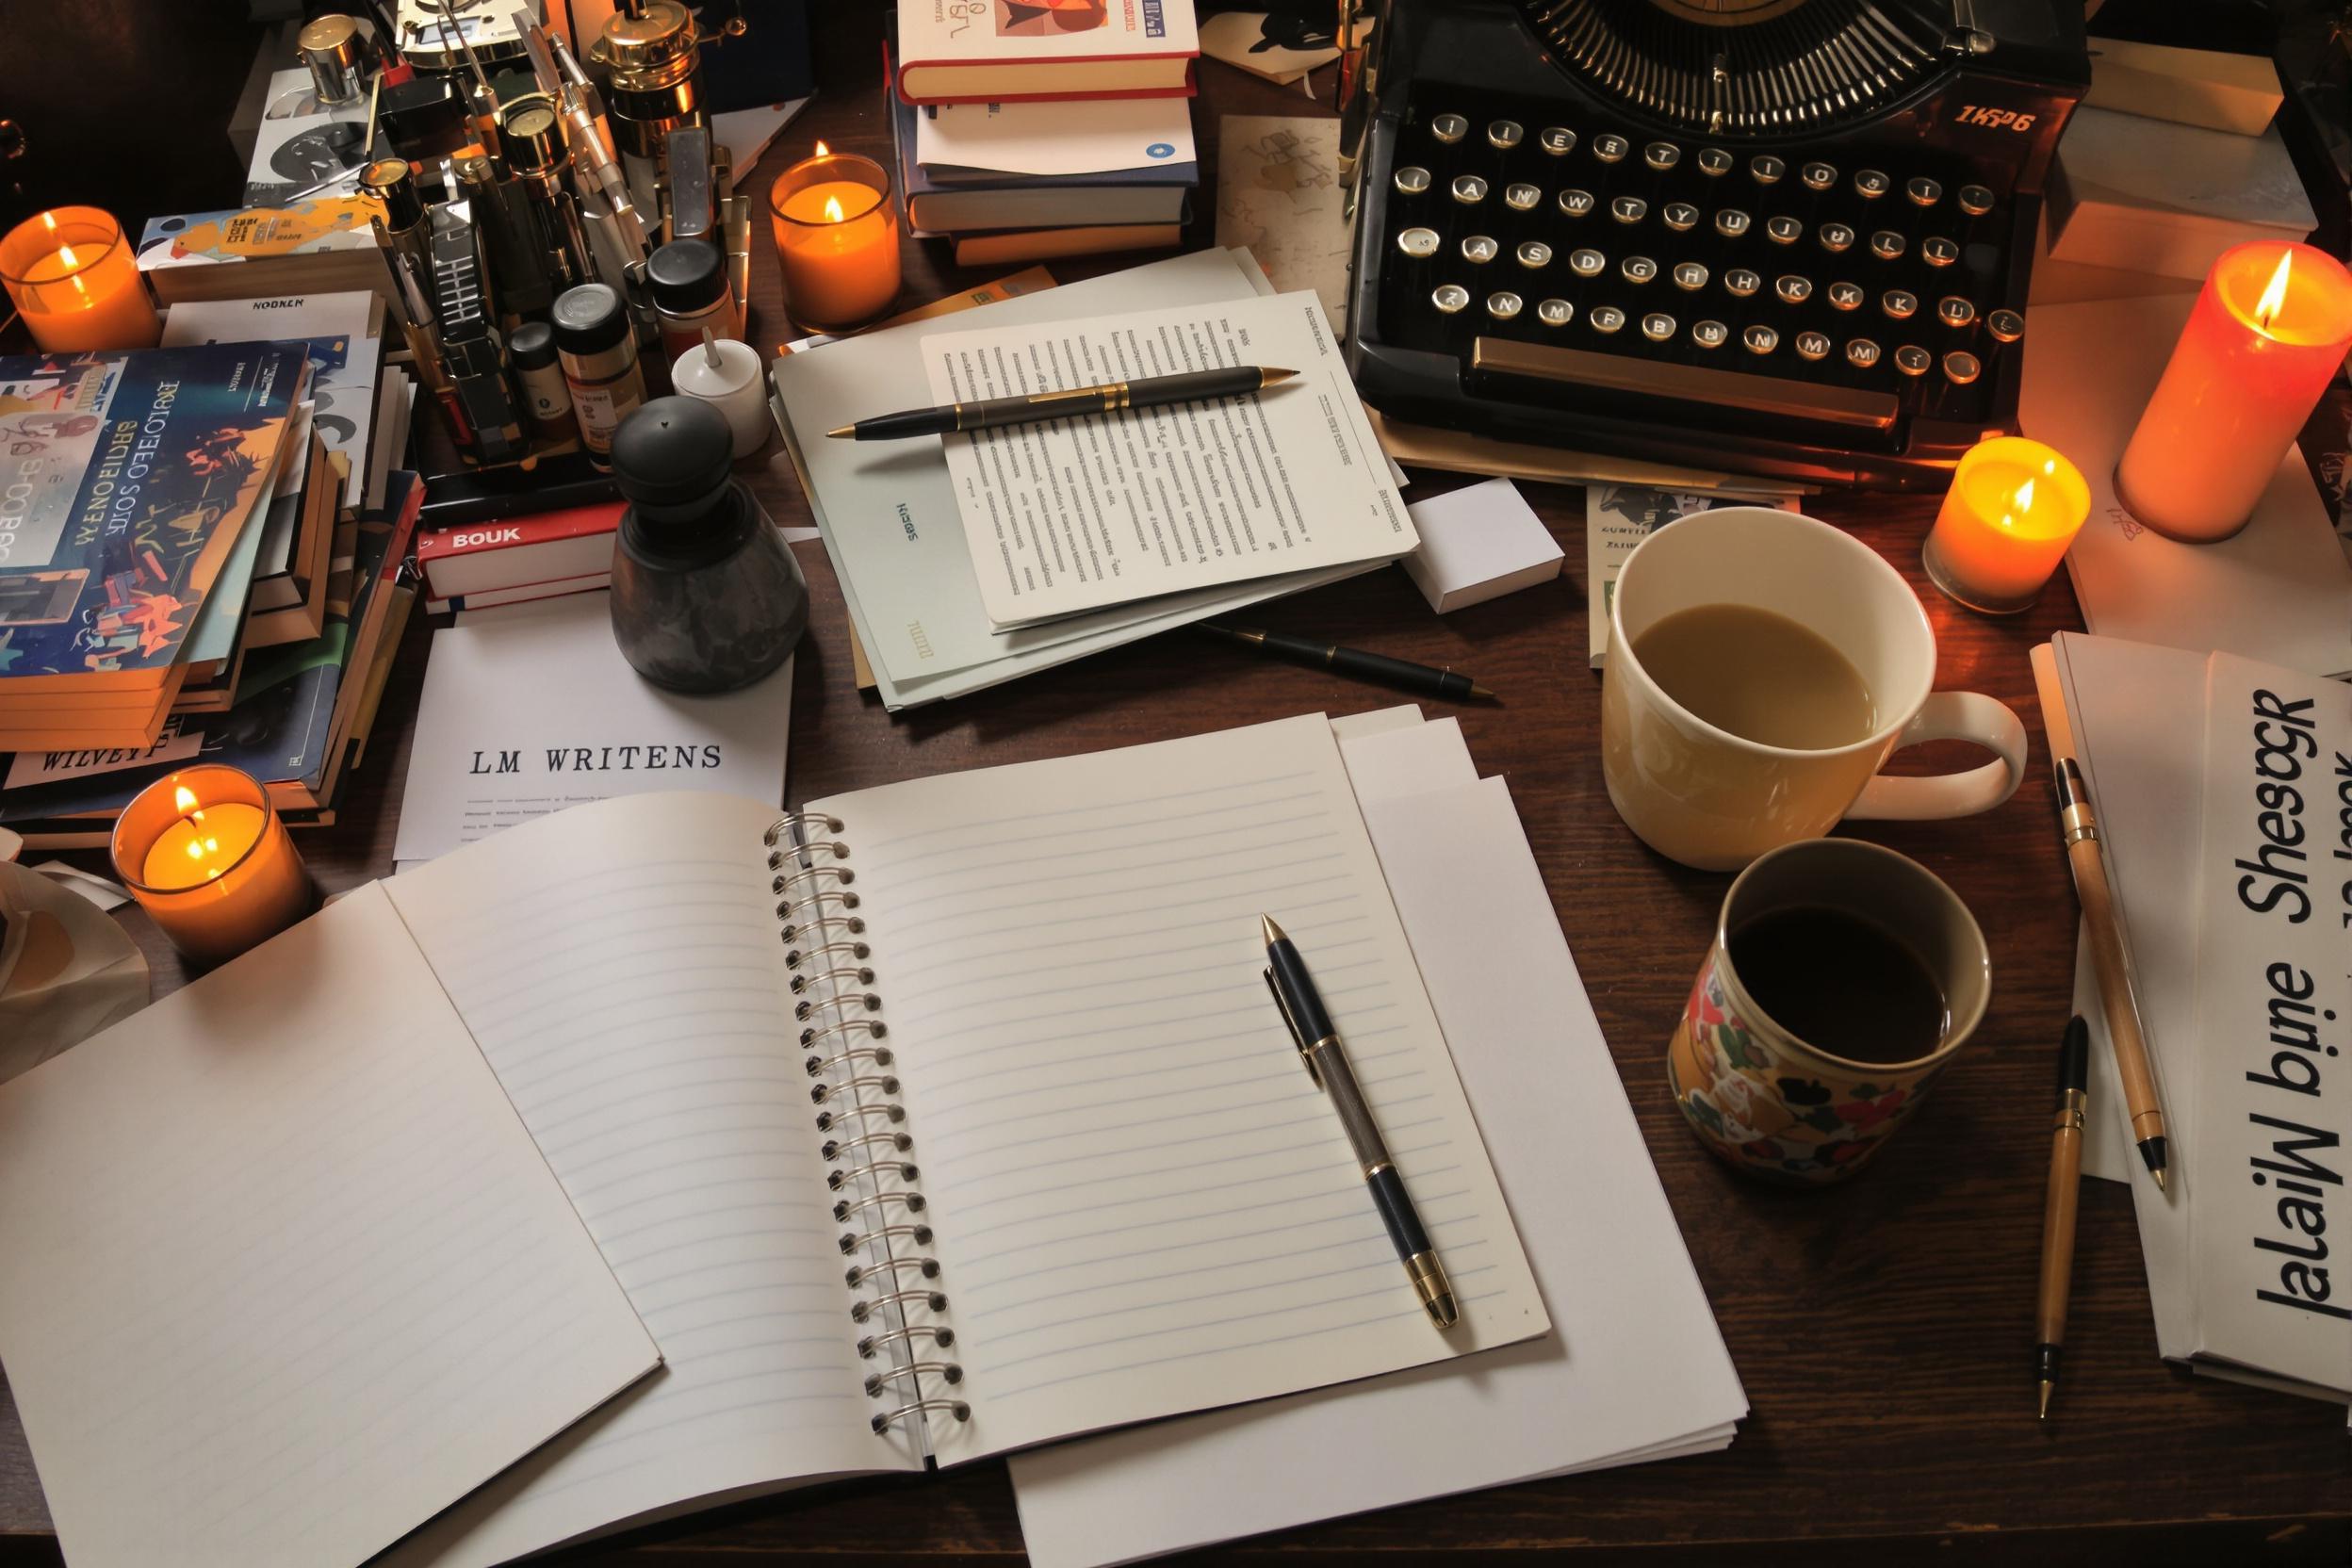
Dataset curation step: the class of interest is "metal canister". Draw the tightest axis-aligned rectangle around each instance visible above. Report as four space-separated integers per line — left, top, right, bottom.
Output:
297 14 371 106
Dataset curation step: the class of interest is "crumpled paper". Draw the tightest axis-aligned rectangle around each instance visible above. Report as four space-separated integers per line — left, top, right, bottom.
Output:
1 860 149 1083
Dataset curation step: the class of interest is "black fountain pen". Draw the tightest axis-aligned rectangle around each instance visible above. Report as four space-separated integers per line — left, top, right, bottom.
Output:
1261 914 1459 1330
826 366 1297 440
1200 622 1496 704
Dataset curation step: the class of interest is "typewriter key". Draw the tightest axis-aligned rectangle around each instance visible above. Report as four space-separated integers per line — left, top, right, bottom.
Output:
1663 202 1699 232
1846 338 1882 368
1672 261 1707 291
1742 324 1779 355
1985 308 2025 344
1870 230 1904 261
1692 319 1728 349
1568 248 1606 277
1487 291 1524 319
1462 235 1498 263
1774 275 1812 304
1536 298 1574 327
1907 176 1942 207
1854 169 1890 198
1749 154 1785 184
1801 161 1836 191
1827 281 1864 310
1488 120 1524 150
1921 237 1959 267
1431 284 1471 314
1558 188 1595 218
1765 216 1802 244
1714 208 1751 238
1505 183 1542 211
1957 185 1994 216
1593 133 1629 163
1396 227 1440 258
1430 114 1468 144
1517 240 1553 269
1621 255 1657 284
1936 296 1975 328
1539 126 1576 155
1795 330 1831 361
1610 195 1647 224
1394 166 1431 195
1882 288 1918 319
1894 345 1932 376
1641 312 1675 341
1696 148 1732 176
1723 268 1761 298
1942 350 1982 384
1644 141 1680 171
1451 174 1489 204
1590 305 1626 334
1818 222 1854 253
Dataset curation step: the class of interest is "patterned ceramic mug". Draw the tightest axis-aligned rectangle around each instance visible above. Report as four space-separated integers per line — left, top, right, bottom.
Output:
1667 839 1990 1185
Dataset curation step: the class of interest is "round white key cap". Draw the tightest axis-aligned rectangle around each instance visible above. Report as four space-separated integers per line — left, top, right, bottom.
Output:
1854 169 1890 198
1610 195 1648 223
1505 182 1542 211
1894 344 1932 376
1942 350 1982 384
1394 166 1431 195
1907 176 1943 207
1461 234 1498 263
1537 297 1574 326
1801 161 1836 190
1590 304 1626 334
1742 323 1779 355
1819 221 1854 253
1723 267 1761 297
1396 227 1440 257
1540 126 1576 155
1827 281 1864 311
1750 154 1785 184
1692 319 1729 349
1431 113 1468 144
1663 201 1699 232
1697 147 1733 176
1559 188 1596 218
1766 215 1802 244
1641 311 1676 341
1488 120 1524 150
1936 296 1975 328
1621 254 1657 284
1451 174 1489 204
1870 230 1904 261
1645 140 1681 171
1672 260 1708 291
1846 337 1881 368
1921 236 1960 267
1517 239 1553 269
1775 274 1812 304
1986 307 2025 344
1487 290 1523 319
1593 134 1629 163
1957 184 1994 216
1882 288 1918 319
1569 247 1606 277
1795 330 1831 361
1432 284 1471 314
1715 207 1751 237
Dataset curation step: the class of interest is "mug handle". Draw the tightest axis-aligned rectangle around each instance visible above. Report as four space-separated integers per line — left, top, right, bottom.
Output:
1845 692 2028 822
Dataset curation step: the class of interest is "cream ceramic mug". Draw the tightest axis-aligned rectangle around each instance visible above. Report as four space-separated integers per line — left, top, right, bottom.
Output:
1601 507 2028 872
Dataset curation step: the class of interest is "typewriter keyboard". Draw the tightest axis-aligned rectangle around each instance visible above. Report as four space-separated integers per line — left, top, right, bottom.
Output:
1374 96 2029 441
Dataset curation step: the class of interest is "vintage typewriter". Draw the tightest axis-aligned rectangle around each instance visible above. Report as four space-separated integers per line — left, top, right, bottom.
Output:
1343 0 2089 488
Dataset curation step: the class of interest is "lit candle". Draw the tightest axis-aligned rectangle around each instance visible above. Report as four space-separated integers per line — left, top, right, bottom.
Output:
0 206 162 353
2115 241 2352 542
769 144 902 333
111 766 313 964
1921 436 2092 614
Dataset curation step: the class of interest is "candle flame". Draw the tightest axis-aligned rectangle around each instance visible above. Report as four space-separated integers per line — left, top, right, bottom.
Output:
2255 249 2293 331
173 784 198 813
2014 477 2036 513
814 140 830 156
824 194 844 222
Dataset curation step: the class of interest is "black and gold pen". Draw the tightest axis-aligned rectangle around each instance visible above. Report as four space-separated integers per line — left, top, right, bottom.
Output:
1260 914 1458 1330
2034 1015 2090 1421
1198 622 1496 704
826 366 1298 440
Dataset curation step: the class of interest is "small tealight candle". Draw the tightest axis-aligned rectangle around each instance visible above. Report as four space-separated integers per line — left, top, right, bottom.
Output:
0 206 162 353
1921 436 2091 614
769 144 901 333
670 330 770 457
2116 241 2352 542
111 765 313 964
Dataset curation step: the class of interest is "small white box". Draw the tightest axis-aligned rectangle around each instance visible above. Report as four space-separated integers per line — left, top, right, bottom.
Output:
1401 478 1565 613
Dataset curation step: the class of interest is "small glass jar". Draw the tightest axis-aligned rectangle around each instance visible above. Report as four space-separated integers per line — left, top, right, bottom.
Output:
768 148 902 333
609 397 808 692
646 237 739 364
552 282 647 467
509 319 576 445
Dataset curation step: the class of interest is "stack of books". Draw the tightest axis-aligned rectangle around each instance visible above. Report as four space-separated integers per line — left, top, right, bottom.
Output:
891 0 1200 267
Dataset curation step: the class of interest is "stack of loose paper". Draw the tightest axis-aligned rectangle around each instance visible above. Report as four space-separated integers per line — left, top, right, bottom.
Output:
2049 106 2312 282
1010 707 1745 1567
2020 294 2352 679
770 248 1396 709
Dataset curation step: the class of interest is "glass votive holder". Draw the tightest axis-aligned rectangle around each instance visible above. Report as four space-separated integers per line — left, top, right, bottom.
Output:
111 765 315 964
0 207 162 353
1922 436 2091 615
769 147 903 335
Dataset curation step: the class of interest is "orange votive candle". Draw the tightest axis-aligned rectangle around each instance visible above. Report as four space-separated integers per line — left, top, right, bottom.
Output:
2115 241 2352 543
111 765 314 963
0 207 162 353
1922 437 2092 614
770 145 901 332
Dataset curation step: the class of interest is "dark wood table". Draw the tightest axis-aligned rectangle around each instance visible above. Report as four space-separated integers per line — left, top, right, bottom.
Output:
5 10 2349 1565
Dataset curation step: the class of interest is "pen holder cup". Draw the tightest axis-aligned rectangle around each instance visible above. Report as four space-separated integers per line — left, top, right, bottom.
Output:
1666 840 1988 1185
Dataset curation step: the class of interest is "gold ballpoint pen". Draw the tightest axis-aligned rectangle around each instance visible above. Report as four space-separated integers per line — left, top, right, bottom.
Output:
2054 757 2171 1190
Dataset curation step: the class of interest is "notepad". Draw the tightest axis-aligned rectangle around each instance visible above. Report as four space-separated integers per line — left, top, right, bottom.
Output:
375 713 1547 1566
0 883 659 1568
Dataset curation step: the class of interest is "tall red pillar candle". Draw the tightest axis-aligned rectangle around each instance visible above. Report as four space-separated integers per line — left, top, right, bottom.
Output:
2115 241 2352 542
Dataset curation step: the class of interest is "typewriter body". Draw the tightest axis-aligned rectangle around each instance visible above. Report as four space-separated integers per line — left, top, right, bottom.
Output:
1343 0 2090 488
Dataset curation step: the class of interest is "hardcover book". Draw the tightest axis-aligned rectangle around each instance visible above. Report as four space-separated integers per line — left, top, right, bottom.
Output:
894 0 1198 104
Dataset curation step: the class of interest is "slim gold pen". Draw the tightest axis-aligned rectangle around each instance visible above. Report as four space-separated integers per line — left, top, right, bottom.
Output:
2034 1016 2089 1419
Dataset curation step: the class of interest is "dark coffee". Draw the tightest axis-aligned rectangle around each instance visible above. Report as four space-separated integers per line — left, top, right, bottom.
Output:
1728 905 1948 1064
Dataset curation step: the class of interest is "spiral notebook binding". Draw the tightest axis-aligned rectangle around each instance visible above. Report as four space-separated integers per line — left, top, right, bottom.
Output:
769 810 966 1445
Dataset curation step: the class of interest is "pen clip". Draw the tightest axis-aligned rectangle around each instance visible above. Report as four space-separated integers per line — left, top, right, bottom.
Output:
1264 969 1322 1087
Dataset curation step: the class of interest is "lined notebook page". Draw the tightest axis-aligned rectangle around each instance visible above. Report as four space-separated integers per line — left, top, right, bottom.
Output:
811 714 1548 1459
380 794 915 1568
0 883 658 1568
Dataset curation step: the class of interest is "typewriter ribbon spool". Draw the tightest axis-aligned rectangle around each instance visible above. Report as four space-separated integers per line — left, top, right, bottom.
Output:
765 811 971 1439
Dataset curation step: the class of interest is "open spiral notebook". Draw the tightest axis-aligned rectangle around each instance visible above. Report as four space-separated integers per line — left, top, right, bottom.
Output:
378 711 1547 1567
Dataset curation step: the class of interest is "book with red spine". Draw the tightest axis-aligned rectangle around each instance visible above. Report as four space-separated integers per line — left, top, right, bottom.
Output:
416 503 623 602
894 0 1198 105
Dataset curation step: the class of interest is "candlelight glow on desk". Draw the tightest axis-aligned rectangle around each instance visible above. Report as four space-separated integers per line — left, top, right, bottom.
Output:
769 143 901 333
111 765 313 963
1921 437 2091 614
0 207 162 353
2115 242 2352 543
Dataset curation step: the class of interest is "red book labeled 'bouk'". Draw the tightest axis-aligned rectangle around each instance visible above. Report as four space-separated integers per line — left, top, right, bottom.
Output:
416 504 624 601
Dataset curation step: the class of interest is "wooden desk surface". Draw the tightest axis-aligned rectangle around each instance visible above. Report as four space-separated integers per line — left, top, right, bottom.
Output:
3 11 2347 1565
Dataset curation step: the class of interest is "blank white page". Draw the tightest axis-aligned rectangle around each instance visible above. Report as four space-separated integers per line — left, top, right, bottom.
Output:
810 714 1548 1460
380 793 914 1568
0 882 658 1568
